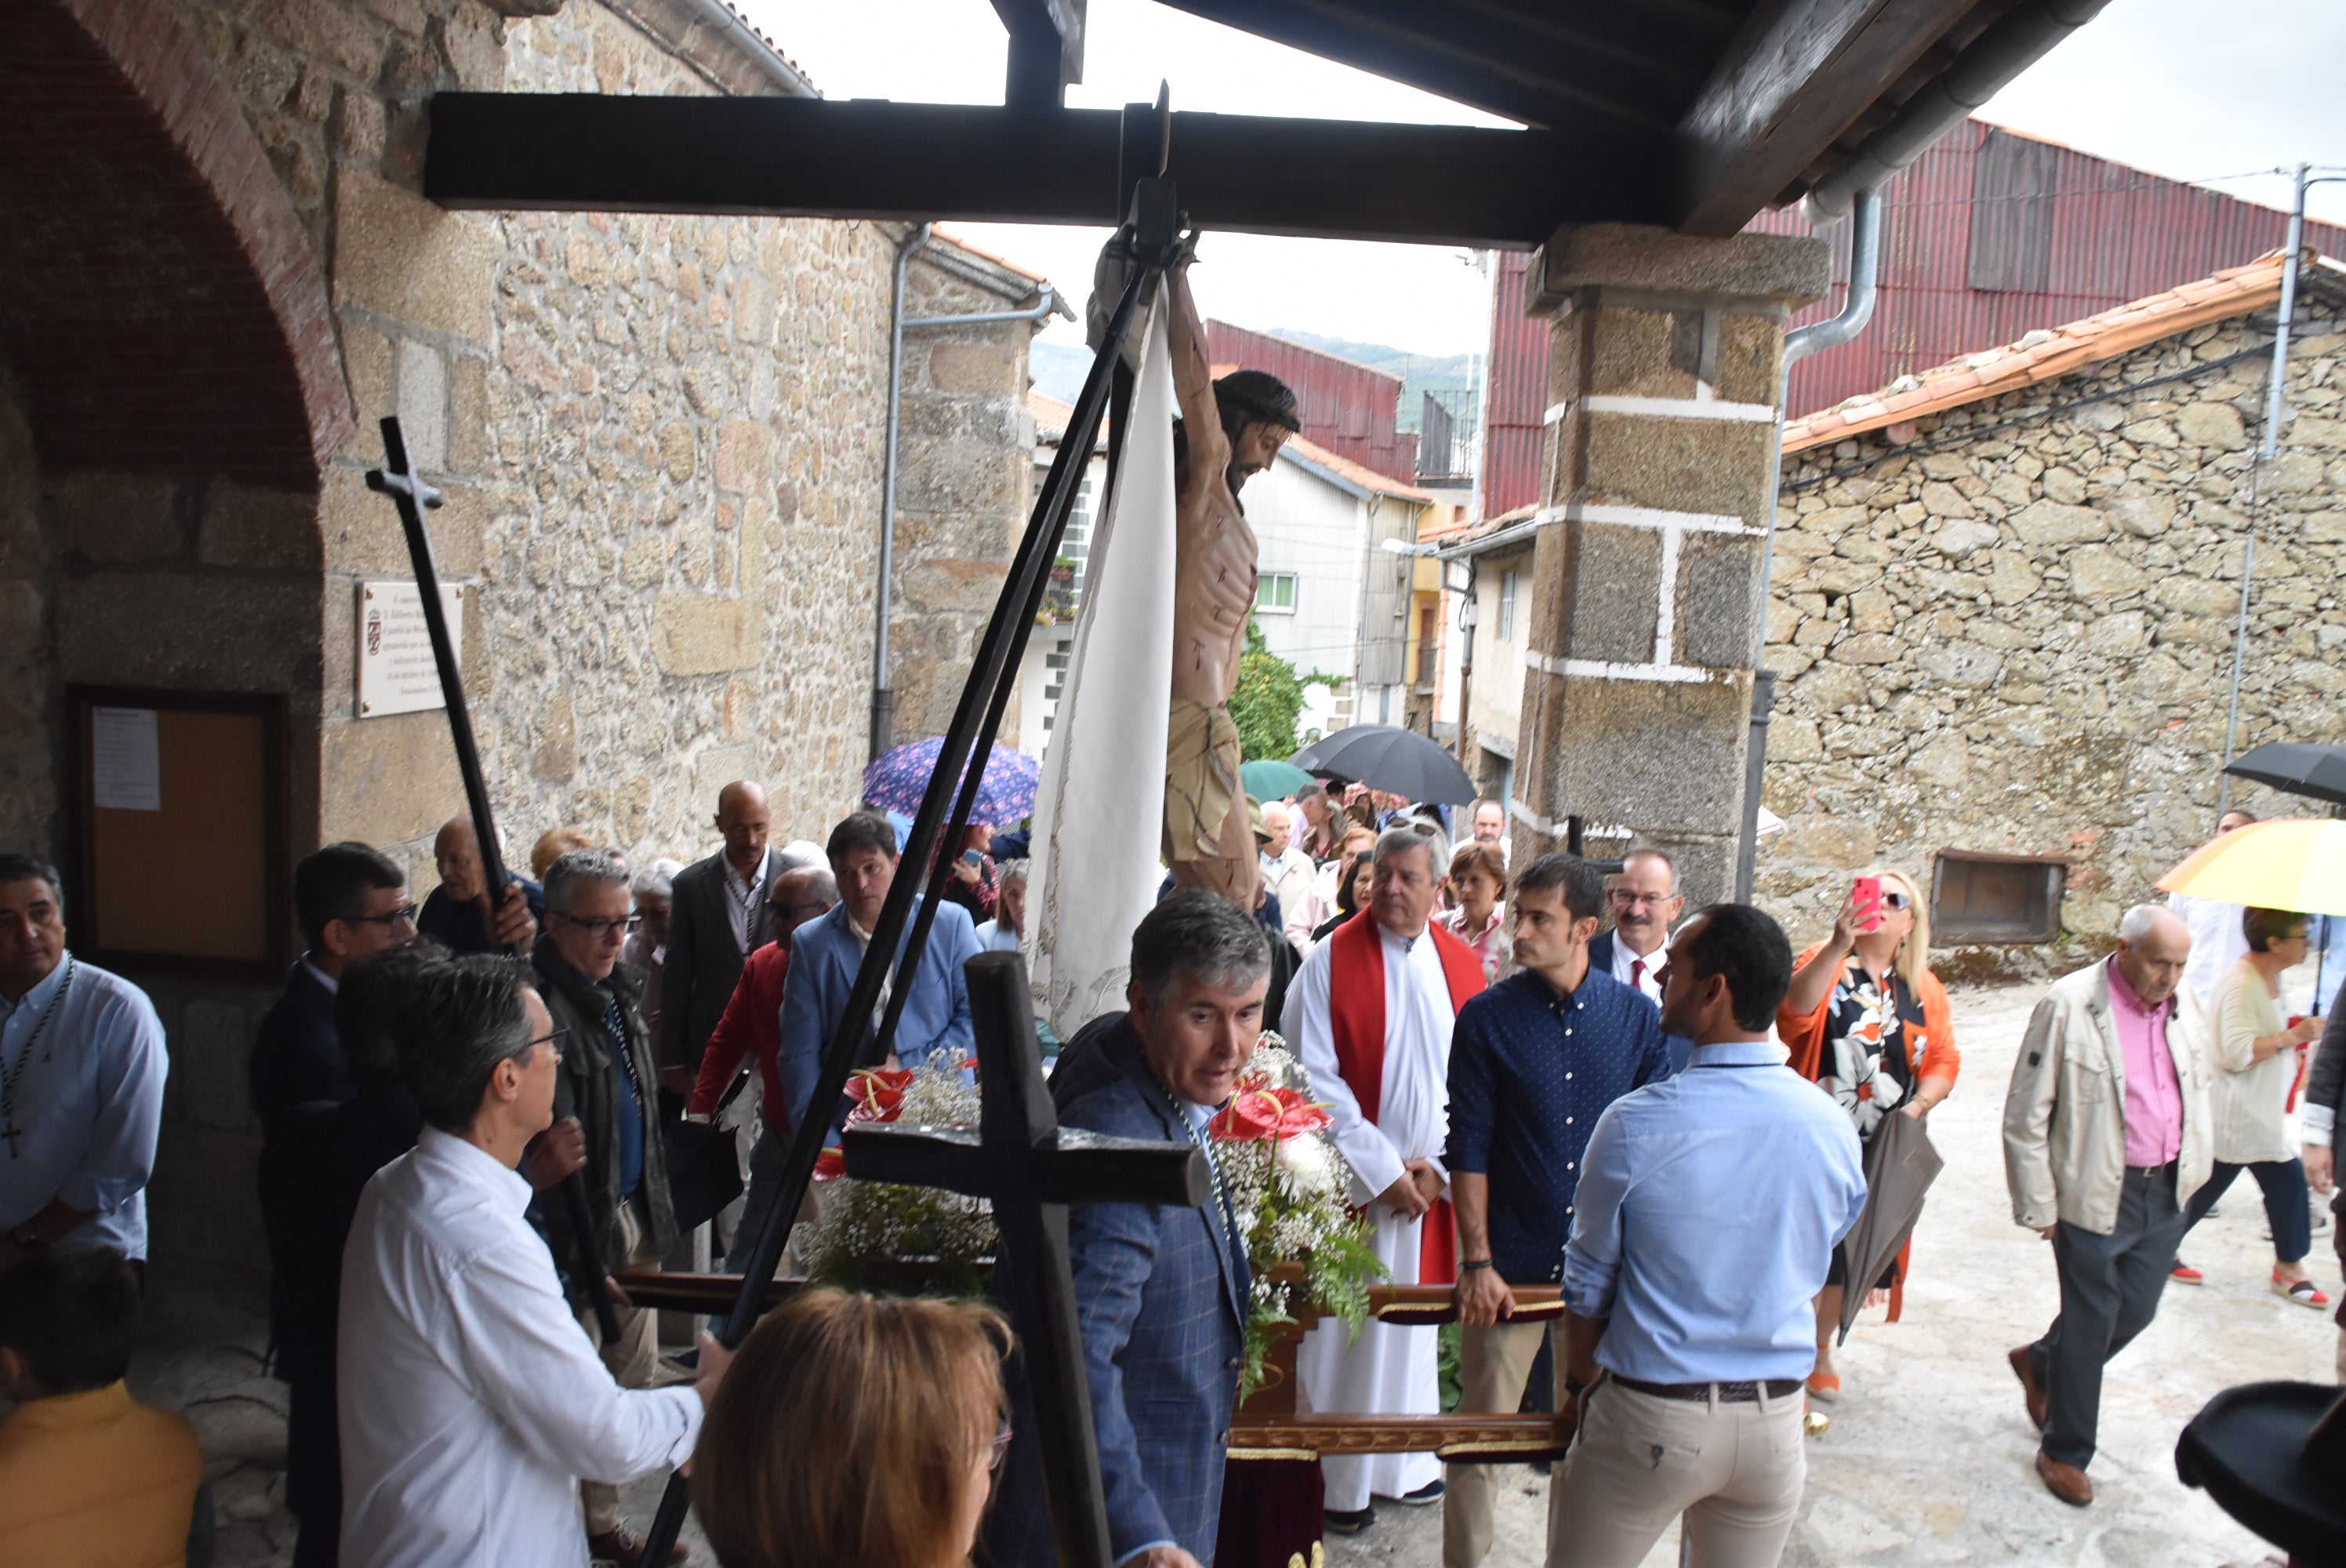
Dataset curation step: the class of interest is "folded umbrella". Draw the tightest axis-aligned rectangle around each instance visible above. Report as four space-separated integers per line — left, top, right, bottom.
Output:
1290 724 1476 806
1834 1109 1943 1345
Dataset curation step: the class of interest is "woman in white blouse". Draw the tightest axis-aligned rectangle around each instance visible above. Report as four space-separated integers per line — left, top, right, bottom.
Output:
2176 906 2328 1305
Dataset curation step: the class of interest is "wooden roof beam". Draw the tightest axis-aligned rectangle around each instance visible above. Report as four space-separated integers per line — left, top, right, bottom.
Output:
991 0 1084 112
1669 0 1981 235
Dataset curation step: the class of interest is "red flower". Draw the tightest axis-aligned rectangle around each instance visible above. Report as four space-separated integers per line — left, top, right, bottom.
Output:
844 1067 914 1122
1211 1085 1334 1142
812 1146 847 1182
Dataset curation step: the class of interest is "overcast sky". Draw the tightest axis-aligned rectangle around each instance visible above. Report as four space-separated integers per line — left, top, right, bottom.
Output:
743 0 2346 359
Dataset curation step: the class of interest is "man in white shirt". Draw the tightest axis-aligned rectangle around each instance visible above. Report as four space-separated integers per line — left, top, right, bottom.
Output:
1469 799 1508 866
1585 848 1680 1009
1258 801 1316 956
339 954 729 1568
1282 826 1487 1534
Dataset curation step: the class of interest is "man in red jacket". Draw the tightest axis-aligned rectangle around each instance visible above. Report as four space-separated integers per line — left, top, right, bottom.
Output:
688 866 836 1265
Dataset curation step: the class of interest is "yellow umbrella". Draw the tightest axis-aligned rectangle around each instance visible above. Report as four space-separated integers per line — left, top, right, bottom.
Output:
2155 818 2346 916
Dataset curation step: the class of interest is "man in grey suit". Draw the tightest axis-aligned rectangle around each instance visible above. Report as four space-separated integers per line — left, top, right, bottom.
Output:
989 891 1264 1568
656 782 775 1098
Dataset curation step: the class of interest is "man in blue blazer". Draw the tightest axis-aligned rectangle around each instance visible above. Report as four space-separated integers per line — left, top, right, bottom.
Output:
990 891 1264 1568
775 810 980 1139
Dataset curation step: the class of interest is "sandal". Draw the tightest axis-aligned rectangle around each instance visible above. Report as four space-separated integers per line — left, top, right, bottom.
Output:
1805 1370 1841 1402
2273 1269 2331 1309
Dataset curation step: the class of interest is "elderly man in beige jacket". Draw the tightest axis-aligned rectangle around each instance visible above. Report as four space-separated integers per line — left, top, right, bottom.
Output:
2003 903 2213 1508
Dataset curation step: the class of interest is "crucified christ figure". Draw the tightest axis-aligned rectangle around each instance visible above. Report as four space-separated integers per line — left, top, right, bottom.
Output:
1160 250 1298 909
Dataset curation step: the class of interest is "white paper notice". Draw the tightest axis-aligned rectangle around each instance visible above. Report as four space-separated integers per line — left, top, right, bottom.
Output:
356 581 464 718
92 706 162 811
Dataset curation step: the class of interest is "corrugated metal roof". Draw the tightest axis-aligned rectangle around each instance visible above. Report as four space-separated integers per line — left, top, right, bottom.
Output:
1476 119 2346 517
1208 321 1418 488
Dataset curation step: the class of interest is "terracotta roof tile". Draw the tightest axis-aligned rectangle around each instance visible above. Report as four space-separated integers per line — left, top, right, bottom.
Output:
930 223 1051 285
1782 251 2308 455
1284 434 1433 503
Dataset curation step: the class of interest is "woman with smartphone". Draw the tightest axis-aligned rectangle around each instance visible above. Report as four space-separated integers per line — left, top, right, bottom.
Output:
1777 869 1962 1403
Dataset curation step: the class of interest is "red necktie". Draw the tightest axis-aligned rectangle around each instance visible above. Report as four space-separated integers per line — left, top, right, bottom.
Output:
1630 957 1646 991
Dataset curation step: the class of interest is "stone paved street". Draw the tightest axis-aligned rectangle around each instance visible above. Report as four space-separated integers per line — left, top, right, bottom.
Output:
125 979 2331 1568
1326 981 2328 1568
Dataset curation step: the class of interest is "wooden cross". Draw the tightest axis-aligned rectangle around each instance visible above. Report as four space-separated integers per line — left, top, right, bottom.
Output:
843 952 1210 1568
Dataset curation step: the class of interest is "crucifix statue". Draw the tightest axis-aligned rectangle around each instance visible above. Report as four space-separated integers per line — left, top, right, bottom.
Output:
844 952 1211 1568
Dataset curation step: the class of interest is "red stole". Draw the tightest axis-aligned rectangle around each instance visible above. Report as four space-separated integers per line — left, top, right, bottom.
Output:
1326 911 1486 1285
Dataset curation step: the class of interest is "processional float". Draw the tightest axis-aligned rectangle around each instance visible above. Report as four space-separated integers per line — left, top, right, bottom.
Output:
370 111 1575 1568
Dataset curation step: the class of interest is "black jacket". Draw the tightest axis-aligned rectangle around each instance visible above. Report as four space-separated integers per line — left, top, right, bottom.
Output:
249 963 350 1135
261 1086 423 1385
417 875 546 956
531 938 676 1270
657 849 776 1073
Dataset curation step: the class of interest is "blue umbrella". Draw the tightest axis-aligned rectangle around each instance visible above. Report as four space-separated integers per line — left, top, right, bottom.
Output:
862 737 1040 828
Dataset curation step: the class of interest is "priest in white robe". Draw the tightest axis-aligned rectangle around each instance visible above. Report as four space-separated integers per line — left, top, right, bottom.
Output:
1282 823 1488 1531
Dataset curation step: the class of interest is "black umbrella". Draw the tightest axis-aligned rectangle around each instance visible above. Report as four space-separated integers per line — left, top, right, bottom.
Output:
2225 742 2346 809
1833 1109 1943 1345
1290 724 1477 805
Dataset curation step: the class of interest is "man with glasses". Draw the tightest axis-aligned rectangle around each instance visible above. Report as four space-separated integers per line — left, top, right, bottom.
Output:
252 843 416 1134
338 953 729 1568
1588 847 1691 1071
531 849 681 1568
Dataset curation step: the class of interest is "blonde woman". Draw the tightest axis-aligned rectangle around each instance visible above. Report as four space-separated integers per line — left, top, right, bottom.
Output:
692 1288 1009 1568
1777 869 1962 1403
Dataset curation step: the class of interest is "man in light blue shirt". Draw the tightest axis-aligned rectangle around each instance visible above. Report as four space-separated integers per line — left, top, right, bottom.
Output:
0 854 169 1265
1552 902 1865 1568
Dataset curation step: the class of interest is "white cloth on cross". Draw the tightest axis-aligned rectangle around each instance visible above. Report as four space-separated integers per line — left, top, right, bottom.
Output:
1028 298 1178 1039
1281 924 1454 1512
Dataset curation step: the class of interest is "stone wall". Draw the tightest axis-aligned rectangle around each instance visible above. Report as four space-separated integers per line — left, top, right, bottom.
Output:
1760 309 2346 966
888 242 1046 751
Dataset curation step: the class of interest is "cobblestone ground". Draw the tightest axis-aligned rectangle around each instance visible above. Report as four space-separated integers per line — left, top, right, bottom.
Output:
130 980 2330 1568
1326 981 2327 1568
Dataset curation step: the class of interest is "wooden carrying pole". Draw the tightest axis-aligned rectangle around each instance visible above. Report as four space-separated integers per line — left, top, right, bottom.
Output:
364 418 620 1347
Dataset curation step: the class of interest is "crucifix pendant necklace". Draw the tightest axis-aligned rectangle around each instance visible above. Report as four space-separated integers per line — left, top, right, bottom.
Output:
2 959 74 1160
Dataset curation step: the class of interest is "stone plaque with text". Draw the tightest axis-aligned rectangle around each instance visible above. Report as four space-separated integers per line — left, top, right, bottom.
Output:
356 580 465 718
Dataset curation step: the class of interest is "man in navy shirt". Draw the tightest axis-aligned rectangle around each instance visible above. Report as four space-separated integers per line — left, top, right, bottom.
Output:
1440 853 1669 1568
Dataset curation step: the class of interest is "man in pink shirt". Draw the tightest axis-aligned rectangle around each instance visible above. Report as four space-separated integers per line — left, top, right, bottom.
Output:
2002 904 2213 1508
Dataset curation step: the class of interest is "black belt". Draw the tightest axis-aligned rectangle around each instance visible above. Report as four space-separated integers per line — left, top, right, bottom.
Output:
1611 1375 1804 1404
2126 1160 2178 1179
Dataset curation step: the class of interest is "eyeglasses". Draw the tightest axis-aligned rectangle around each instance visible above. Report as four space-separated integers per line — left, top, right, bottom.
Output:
1608 890 1676 910
1879 890 1912 911
525 1026 569 1062
991 1415 1015 1472
343 902 421 928
553 911 633 939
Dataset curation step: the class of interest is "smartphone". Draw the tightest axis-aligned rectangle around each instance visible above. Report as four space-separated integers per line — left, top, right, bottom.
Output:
1851 875 1883 932
961 849 984 868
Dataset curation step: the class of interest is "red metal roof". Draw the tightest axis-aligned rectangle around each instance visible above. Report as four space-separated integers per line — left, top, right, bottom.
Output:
1477 119 2346 519
1207 321 1418 488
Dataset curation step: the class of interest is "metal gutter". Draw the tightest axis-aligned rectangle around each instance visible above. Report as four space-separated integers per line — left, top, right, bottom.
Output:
1805 0 2113 222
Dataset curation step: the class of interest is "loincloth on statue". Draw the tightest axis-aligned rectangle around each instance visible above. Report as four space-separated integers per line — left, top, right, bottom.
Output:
1165 698 1242 862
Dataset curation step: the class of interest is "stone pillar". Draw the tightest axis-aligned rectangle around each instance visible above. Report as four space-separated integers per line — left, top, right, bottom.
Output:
1507 223 1828 902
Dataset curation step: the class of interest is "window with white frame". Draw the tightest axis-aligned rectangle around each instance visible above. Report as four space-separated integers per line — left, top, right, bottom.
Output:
1255 572 1298 613
1498 569 1518 641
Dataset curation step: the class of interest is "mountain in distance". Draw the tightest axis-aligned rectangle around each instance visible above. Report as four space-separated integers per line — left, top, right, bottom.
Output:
1029 331 1480 436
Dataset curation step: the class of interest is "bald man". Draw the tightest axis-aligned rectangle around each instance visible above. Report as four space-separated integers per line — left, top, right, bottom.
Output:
659 782 778 1095
414 815 542 956
2003 903 2213 1507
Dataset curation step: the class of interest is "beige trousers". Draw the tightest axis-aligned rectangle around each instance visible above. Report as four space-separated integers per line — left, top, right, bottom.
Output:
574 1196 663 1537
1545 1380 1806 1568
1444 1319 1559 1568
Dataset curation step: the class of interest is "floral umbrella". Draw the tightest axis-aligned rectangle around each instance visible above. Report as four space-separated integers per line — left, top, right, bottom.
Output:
862 737 1040 828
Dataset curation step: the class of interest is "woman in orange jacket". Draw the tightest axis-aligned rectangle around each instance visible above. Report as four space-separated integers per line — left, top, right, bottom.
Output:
1777 868 1961 1404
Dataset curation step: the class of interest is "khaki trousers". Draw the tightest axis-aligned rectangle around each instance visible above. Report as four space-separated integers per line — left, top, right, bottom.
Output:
1443 1319 1559 1568
574 1196 663 1536
1545 1380 1805 1568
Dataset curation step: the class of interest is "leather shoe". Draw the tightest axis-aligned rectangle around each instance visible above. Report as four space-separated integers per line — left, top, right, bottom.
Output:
2036 1448 2093 1507
2008 1345 2048 1432
586 1529 686 1567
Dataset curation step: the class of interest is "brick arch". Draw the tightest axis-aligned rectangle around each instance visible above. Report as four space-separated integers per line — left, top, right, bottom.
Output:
0 0 354 486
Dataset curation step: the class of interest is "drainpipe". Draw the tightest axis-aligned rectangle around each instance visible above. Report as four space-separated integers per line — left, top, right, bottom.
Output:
872 223 931 764
873 223 1068 763
1735 186 1883 902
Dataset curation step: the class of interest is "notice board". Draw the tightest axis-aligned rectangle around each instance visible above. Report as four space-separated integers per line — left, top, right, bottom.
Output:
69 688 289 977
